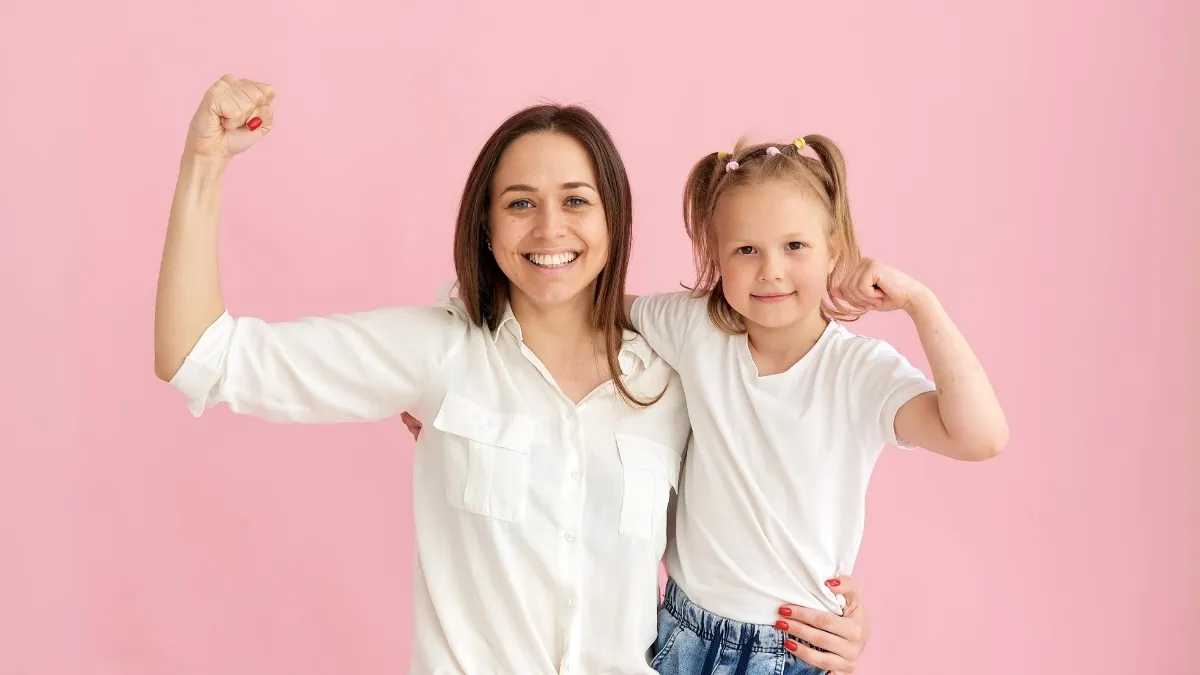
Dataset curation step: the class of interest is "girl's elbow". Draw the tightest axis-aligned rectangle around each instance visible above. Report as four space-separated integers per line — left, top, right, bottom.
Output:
967 425 1009 461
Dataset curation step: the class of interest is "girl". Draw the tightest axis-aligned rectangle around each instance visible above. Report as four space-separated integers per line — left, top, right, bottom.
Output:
626 135 1009 674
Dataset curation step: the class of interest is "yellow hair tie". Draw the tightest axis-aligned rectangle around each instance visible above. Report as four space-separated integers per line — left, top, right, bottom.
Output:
717 151 729 160
793 137 807 151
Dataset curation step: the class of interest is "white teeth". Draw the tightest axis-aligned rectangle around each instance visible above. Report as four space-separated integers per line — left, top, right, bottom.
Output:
526 252 579 268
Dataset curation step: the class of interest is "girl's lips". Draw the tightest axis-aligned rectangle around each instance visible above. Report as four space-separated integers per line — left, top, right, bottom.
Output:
751 292 796 304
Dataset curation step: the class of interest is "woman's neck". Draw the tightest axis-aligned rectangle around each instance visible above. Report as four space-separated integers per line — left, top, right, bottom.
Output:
745 310 828 376
509 286 601 365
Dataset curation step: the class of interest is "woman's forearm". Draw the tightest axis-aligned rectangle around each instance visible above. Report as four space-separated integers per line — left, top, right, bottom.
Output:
154 154 229 381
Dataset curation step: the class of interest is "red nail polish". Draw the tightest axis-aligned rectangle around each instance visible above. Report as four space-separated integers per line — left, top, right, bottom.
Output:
246 117 262 131
778 606 792 616
826 579 841 587
775 621 788 630
785 639 798 651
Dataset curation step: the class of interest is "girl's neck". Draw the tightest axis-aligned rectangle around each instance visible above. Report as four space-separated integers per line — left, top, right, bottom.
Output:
745 310 829 377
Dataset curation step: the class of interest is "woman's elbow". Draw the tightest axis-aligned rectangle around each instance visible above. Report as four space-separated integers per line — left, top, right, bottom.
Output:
154 353 182 383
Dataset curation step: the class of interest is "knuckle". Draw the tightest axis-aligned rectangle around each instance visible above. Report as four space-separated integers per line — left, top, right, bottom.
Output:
793 621 816 639
809 653 837 670
814 653 839 669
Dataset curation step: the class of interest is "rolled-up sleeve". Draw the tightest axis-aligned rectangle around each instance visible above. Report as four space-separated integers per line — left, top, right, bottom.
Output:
168 305 468 423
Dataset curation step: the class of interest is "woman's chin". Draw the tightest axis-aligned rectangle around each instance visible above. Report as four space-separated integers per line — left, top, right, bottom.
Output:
510 276 599 313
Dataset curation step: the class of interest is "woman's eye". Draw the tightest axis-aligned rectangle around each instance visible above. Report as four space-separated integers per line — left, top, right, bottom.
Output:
737 246 755 255
509 199 533 209
566 197 588 207
788 241 806 250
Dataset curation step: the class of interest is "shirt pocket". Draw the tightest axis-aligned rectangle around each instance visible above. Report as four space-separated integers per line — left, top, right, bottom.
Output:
432 392 534 524
615 433 682 551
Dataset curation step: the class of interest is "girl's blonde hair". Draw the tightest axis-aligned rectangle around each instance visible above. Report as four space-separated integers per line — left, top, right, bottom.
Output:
682 134 864 333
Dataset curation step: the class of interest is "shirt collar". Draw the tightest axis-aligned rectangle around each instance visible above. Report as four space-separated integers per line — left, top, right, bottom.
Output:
493 303 654 376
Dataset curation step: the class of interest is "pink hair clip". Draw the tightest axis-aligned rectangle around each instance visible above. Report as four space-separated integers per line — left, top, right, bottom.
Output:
725 160 740 172
765 146 781 156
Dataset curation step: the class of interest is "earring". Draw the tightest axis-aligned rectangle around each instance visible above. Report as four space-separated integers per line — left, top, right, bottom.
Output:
486 241 492 251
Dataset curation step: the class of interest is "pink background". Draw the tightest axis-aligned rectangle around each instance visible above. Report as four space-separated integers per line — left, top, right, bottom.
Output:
2 1 1197 673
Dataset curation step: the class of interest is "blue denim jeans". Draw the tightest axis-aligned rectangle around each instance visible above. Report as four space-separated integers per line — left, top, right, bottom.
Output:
651 578 827 675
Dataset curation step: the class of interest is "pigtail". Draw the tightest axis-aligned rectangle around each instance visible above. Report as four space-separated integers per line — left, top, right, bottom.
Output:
681 151 726 298
802 134 863 321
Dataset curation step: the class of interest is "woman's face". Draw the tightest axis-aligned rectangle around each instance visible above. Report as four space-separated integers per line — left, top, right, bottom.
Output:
487 131 609 314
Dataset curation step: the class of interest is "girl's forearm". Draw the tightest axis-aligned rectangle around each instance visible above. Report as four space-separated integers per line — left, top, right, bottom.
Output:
905 291 1009 458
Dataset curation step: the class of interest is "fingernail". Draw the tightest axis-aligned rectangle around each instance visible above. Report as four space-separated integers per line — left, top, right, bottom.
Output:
246 117 263 131
778 606 792 616
785 639 798 651
826 579 841 587
775 620 788 630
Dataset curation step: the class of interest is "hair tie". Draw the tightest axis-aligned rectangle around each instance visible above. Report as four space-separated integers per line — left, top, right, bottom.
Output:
717 151 729 160
765 146 781 156
724 160 740 172
793 137 807 151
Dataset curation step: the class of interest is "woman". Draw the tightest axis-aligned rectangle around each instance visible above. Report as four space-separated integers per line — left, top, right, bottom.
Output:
155 74 869 674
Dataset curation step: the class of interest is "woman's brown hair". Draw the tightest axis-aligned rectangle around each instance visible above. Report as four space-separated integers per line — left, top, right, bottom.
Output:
453 104 657 406
682 134 864 333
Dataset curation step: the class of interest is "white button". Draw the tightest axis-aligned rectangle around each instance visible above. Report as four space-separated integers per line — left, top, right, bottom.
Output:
564 532 575 542
479 419 490 430
566 410 575 419
563 598 573 608
570 469 580 480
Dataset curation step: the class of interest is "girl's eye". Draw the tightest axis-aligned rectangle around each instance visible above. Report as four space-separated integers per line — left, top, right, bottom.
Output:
509 199 533 209
566 197 588 207
787 241 806 250
737 246 755 255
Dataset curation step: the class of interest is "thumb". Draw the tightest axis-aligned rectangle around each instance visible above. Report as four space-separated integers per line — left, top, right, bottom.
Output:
826 576 863 614
225 105 274 152
242 105 273 134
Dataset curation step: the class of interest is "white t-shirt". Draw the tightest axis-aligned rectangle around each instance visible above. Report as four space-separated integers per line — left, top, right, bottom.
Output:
631 291 936 624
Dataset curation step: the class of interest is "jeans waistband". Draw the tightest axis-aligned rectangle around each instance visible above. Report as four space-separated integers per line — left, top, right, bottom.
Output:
662 578 787 655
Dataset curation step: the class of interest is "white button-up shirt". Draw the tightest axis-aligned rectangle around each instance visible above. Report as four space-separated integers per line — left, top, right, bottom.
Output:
169 293 691 674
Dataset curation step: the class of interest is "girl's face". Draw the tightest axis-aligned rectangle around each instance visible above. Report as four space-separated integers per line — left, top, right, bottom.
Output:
713 181 836 330
487 131 610 313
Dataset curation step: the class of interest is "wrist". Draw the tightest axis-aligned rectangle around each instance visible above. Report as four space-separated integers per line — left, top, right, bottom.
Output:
902 287 940 318
171 153 230 216
179 151 231 175
176 152 230 194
